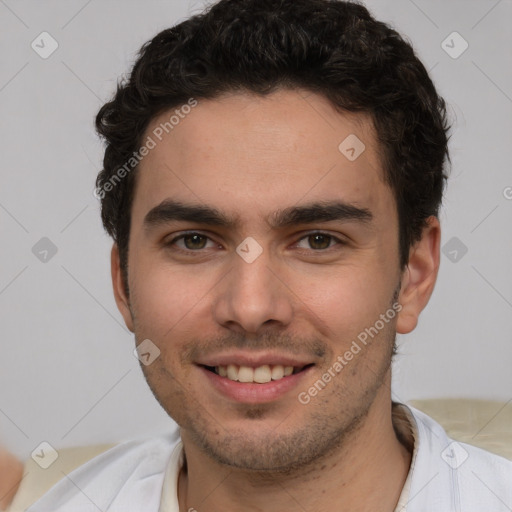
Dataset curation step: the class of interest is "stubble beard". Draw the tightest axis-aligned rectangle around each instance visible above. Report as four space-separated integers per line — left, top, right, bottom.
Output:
133 291 399 477
172 331 395 477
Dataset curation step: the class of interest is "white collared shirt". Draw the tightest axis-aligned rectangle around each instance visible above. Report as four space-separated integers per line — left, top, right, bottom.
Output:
26 404 512 512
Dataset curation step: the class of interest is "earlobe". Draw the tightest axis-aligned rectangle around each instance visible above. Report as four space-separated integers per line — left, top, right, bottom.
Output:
396 216 441 335
111 244 134 332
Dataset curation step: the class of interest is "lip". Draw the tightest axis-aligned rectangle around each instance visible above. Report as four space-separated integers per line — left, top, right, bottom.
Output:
198 364 314 404
197 351 314 368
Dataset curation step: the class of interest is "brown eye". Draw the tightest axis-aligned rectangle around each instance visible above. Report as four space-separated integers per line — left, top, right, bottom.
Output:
167 233 215 251
182 234 208 250
307 234 333 250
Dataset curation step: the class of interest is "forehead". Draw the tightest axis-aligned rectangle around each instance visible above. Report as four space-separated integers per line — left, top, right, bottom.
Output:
132 89 392 227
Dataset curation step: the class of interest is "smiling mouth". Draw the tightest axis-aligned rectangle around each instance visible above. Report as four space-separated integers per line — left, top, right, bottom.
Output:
202 364 313 384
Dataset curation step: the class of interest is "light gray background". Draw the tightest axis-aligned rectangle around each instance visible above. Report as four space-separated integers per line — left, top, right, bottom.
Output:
1 0 511 460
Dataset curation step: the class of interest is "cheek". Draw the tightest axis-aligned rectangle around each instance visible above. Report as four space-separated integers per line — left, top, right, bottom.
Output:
289 265 393 334
129 255 215 340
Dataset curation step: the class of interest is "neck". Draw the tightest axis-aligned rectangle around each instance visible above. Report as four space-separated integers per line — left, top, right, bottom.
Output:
178 381 413 512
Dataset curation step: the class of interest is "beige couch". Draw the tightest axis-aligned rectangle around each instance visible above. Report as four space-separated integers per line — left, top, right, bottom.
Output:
6 399 512 511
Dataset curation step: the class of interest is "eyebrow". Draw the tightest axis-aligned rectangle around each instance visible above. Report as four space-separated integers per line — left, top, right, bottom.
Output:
270 201 373 227
143 199 373 231
144 200 237 230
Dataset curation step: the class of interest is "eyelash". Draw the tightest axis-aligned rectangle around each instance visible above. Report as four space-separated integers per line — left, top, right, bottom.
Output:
165 231 346 254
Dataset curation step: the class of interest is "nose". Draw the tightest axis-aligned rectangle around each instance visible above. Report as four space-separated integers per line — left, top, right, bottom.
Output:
211 248 294 334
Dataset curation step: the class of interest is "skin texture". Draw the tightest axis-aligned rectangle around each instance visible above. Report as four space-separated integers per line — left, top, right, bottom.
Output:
112 88 440 511
0 446 22 510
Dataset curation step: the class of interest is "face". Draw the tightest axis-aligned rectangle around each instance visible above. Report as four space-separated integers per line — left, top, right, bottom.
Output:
112 88 437 471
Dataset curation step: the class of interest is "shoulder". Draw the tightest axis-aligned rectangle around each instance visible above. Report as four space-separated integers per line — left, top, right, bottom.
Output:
404 404 512 511
21 431 181 512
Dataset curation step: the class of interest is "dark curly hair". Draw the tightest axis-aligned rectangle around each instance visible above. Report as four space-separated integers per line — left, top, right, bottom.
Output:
95 0 450 296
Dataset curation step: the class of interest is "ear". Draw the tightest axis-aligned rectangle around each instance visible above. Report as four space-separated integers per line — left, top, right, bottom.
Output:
396 216 441 334
111 243 134 332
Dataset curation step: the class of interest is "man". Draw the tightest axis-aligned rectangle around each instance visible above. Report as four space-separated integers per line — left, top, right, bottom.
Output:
26 0 512 511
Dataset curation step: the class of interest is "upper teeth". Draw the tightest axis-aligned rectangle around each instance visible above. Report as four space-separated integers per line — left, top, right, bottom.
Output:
216 364 295 383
